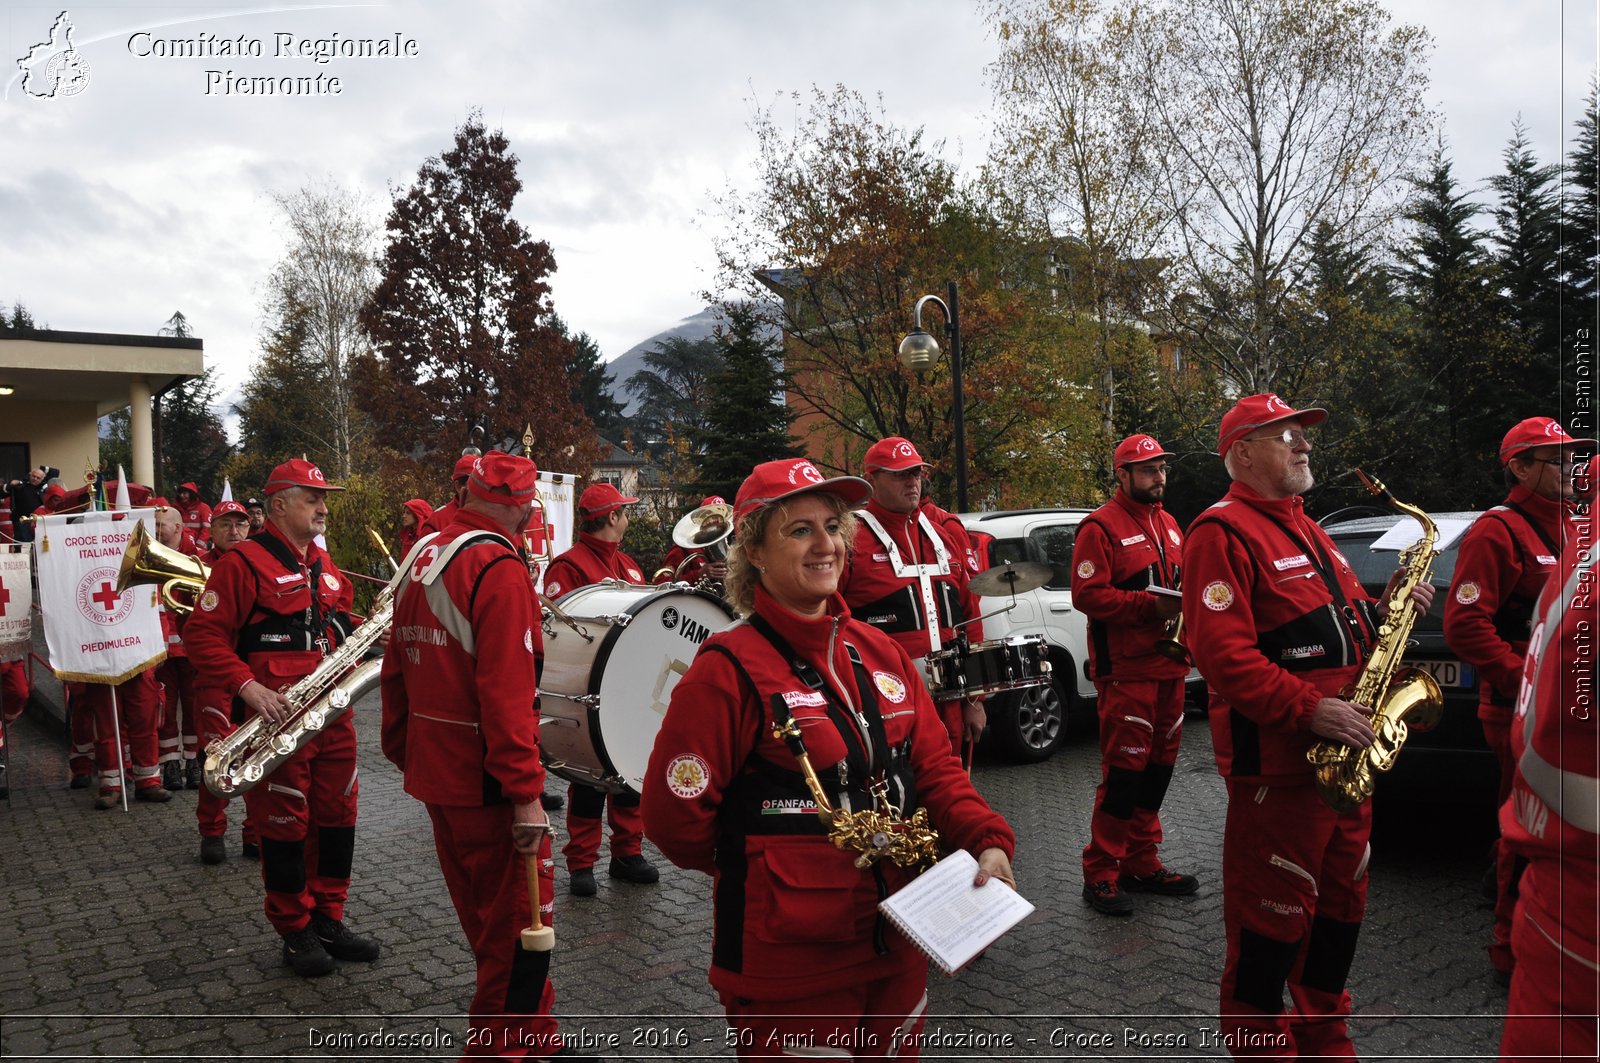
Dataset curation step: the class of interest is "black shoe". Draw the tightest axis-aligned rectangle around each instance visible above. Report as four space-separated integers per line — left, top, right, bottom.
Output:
1083 879 1136 916
94 789 120 810
311 912 380 962
70 773 91 790
1119 867 1199 896
569 868 597 896
135 784 173 803
609 854 659 884
162 761 184 791
185 760 202 790
281 927 336 977
200 837 226 865
241 841 260 860
539 790 565 811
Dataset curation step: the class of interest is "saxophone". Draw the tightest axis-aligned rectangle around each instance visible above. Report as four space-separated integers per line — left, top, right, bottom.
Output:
1305 470 1445 811
203 587 392 798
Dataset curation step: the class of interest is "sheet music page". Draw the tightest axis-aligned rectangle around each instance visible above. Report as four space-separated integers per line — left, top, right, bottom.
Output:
878 850 1034 974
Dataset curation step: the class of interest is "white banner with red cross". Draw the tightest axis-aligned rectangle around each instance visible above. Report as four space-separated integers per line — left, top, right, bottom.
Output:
533 472 576 593
0 544 32 661
35 510 166 683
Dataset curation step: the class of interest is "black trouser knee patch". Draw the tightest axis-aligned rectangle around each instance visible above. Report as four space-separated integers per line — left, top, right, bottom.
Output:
1234 927 1302 1013
261 838 306 894
570 784 607 819
1100 766 1140 819
504 943 552 1013
1301 915 1360 994
317 825 355 880
1135 762 1175 811
613 789 640 810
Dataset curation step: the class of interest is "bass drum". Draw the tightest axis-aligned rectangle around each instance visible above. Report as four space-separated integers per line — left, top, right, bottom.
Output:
538 580 735 795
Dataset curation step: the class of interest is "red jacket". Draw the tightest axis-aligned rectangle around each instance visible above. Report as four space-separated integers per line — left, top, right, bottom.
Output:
184 521 357 702
177 501 212 543
418 497 460 539
1182 482 1380 783
654 544 710 586
380 510 546 807
1500 510 1599 960
921 498 982 577
642 584 1015 997
838 500 982 669
1071 491 1188 681
542 532 644 599
1446 486 1570 721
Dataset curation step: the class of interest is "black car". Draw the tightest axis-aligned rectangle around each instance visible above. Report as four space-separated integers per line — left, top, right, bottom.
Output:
1319 511 1498 808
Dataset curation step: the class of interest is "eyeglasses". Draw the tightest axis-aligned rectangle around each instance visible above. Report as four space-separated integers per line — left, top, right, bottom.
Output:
1516 455 1577 468
1243 428 1313 448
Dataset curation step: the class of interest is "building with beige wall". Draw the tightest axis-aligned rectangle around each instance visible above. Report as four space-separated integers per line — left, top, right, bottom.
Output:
0 328 203 489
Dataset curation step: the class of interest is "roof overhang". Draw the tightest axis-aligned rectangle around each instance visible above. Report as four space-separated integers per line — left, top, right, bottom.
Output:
0 329 205 415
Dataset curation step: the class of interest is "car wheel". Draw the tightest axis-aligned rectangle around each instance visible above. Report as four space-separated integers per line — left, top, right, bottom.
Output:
990 680 1067 763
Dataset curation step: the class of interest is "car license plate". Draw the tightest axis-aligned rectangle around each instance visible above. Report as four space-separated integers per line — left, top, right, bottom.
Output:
1414 659 1474 689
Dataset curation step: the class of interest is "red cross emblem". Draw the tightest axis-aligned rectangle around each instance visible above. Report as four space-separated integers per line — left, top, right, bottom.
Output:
92 581 121 611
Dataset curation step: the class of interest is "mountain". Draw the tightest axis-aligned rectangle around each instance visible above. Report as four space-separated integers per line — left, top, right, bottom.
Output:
603 306 721 416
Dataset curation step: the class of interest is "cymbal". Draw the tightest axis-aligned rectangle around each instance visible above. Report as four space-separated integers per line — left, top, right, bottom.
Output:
968 561 1054 597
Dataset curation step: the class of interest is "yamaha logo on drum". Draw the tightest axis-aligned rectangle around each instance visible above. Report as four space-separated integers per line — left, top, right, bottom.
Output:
659 606 713 646
661 606 679 630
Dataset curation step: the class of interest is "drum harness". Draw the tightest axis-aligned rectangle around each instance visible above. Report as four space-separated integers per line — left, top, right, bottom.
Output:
856 509 958 684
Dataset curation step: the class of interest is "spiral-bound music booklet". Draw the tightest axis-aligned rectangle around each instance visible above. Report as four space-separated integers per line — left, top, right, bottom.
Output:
878 849 1034 975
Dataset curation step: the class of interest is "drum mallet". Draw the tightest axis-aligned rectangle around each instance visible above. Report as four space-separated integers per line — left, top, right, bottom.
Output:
521 848 554 952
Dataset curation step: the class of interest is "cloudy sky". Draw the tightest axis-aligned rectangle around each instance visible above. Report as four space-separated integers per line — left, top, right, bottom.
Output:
1 1 1595 416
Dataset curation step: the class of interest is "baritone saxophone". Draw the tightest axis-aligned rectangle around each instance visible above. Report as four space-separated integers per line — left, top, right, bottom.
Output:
1305 470 1445 811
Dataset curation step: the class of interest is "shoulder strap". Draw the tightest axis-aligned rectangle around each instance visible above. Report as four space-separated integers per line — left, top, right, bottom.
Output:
1502 501 1562 558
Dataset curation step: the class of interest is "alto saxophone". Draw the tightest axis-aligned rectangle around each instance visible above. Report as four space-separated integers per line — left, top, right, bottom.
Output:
203 587 392 798
1305 470 1445 811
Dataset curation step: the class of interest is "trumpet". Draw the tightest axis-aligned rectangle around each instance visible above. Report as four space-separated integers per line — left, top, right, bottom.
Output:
1154 613 1188 663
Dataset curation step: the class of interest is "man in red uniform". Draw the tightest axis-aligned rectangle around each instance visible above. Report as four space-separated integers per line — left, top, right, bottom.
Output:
542 482 658 897
173 483 212 548
184 459 379 977
383 452 567 1059
1183 393 1433 1059
838 436 984 756
1497 490 1598 1062
0 659 27 797
243 497 266 534
1071 434 1197 916
1445 415 1593 981
194 501 260 860
152 504 201 789
652 495 730 587
419 455 479 538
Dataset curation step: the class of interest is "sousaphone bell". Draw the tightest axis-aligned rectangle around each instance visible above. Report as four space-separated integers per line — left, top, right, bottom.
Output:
661 500 734 591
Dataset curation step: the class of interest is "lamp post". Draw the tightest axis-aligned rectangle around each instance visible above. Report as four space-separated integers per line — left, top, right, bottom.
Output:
897 281 967 513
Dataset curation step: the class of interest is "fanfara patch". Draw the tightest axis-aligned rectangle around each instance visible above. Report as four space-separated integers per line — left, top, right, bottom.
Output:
523 629 534 654
1202 580 1236 612
1168 528 1181 546
666 754 710 799
544 580 563 597
873 670 907 704
198 589 220 613
1076 560 1095 579
1455 581 1482 605
322 572 340 592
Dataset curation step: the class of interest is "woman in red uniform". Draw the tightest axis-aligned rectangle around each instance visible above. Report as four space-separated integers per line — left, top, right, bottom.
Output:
643 458 1015 1060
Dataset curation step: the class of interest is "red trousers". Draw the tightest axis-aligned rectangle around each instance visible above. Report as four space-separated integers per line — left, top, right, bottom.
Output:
68 672 162 792
1083 678 1185 883
562 784 642 871
241 714 358 934
0 661 26 752
427 803 560 1061
1500 879 1599 1062
719 972 929 1060
1482 716 1525 976
1218 781 1370 1060
155 657 198 762
195 702 256 846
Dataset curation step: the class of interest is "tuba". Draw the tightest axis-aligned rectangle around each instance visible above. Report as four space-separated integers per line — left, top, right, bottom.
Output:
663 501 735 593
1305 470 1445 811
116 522 210 614
203 581 394 798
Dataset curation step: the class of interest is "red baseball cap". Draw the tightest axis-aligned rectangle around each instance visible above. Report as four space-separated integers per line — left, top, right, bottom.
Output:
211 501 248 521
1113 434 1172 468
1498 416 1597 465
864 437 930 473
178 482 201 495
733 459 872 526
263 458 344 495
467 451 540 505
578 482 639 517
1217 393 1328 454
451 453 480 482
700 495 727 507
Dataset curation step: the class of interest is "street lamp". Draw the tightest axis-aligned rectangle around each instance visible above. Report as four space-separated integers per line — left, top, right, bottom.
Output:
898 281 967 512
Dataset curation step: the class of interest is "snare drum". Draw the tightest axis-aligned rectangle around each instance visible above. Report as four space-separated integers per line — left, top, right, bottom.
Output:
924 634 1050 702
538 581 735 794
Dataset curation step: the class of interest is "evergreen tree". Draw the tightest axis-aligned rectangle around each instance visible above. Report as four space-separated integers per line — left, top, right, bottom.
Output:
693 304 802 501
230 290 335 493
159 367 232 495
1488 119 1563 411
625 335 724 453
1565 80 1599 426
556 316 628 440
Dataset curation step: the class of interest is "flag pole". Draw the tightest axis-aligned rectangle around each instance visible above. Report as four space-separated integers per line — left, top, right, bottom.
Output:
110 684 128 813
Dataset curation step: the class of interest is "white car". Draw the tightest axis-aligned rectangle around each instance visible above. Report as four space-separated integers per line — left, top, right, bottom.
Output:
959 508 1203 763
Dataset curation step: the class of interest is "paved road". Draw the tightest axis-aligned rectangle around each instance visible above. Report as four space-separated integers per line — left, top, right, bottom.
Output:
0 699 1507 1060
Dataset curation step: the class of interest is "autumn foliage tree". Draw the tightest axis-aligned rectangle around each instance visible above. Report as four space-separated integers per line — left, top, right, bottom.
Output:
356 111 600 476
